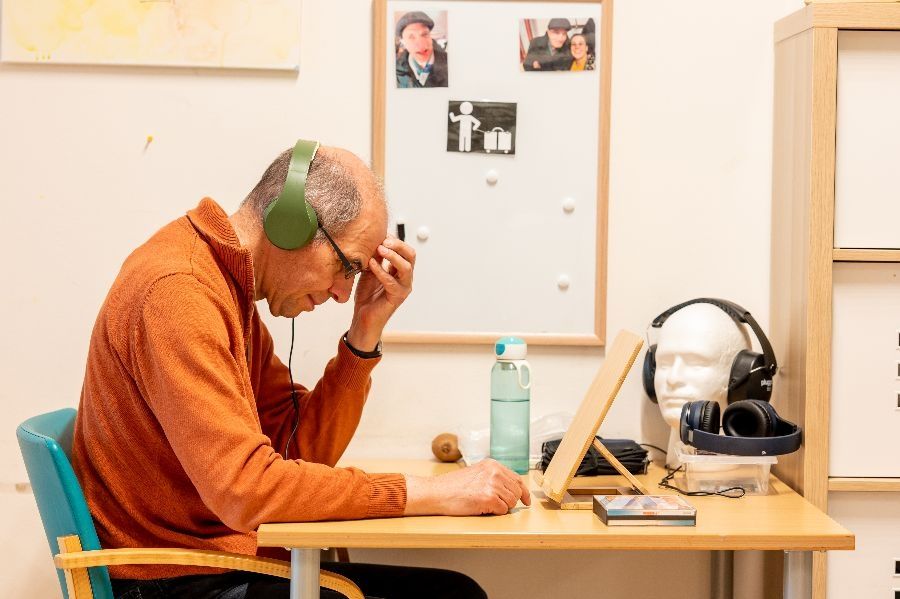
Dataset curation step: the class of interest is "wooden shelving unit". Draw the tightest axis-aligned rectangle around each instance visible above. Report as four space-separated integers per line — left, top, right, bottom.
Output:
828 478 900 492
832 248 900 262
772 4 900 598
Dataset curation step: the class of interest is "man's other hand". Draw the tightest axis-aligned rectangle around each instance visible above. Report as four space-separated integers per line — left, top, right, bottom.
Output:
403 459 532 516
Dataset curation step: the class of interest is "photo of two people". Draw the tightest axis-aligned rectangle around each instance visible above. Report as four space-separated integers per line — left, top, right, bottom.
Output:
519 17 597 72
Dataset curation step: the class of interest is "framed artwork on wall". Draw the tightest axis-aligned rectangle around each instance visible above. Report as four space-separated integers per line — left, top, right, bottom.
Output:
0 0 301 70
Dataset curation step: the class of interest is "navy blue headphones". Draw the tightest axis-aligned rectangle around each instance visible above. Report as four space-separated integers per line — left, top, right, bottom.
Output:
643 298 802 456
679 398 801 456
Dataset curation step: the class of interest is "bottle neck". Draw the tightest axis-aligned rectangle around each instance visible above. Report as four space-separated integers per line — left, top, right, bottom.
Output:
494 359 531 389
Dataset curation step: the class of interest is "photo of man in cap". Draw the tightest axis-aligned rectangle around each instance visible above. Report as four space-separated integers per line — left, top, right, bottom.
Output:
521 17 574 71
395 10 449 88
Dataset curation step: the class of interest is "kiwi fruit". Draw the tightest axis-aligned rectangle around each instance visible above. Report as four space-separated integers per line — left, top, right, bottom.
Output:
431 433 462 462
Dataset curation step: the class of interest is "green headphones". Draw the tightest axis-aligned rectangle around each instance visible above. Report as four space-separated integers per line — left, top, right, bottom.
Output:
263 139 321 250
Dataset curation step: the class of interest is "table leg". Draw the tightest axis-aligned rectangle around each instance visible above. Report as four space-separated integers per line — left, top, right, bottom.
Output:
290 548 320 599
783 551 812 599
710 550 734 599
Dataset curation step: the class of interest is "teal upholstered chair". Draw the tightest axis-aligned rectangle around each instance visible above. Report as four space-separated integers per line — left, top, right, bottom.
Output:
17 408 361 599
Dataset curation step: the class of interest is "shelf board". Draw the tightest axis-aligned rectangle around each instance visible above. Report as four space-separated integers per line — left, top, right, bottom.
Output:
828 477 900 492
832 248 900 262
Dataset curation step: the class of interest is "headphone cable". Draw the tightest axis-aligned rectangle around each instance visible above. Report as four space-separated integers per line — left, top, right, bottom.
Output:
658 465 746 499
283 318 300 459
639 443 667 457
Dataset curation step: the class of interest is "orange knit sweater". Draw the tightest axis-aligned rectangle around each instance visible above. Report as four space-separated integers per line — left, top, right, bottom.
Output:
72 198 406 580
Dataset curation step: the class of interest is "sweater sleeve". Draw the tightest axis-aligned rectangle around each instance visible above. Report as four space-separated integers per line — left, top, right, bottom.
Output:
130 275 406 533
250 315 375 467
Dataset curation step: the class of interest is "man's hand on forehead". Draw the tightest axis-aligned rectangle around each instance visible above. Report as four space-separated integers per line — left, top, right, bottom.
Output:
346 235 416 352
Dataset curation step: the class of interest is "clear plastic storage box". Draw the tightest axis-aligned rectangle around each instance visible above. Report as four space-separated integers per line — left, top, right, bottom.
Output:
674 442 777 495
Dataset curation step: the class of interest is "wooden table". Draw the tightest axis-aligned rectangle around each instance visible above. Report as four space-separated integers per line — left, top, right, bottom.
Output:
257 460 854 599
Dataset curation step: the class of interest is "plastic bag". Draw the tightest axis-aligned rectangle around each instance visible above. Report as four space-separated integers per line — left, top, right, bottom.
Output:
456 412 574 468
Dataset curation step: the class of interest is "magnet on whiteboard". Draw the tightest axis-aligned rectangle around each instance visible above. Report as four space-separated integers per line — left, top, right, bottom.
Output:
416 226 430 242
486 169 499 185
557 274 571 290
562 197 575 213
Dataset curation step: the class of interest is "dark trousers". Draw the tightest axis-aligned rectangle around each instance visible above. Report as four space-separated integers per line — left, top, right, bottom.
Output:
111 561 488 599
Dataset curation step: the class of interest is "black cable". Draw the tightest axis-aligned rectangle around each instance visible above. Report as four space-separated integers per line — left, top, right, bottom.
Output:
639 443 667 456
657 465 745 499
283 318 300 459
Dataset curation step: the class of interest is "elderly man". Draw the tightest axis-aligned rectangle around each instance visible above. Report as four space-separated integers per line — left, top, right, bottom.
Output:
72 141 529 598
395 11 449 88
523 17 574 71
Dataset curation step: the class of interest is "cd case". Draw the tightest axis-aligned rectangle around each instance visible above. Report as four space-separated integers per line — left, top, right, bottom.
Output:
593 494 697 526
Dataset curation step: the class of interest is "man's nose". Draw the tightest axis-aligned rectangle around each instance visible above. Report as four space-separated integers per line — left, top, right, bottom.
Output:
329 276 354 303
665 359 684 387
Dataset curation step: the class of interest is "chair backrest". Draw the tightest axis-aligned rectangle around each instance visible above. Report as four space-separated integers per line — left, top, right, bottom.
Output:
17 408 113 599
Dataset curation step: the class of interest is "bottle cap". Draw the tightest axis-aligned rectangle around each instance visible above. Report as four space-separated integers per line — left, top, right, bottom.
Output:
495 336 527 360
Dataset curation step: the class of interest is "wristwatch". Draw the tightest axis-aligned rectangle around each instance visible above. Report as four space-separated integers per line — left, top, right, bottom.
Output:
343 332 383 359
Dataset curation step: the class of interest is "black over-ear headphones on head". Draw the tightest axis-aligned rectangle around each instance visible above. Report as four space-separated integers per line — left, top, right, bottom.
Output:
642 298 778 405
643 298 801 456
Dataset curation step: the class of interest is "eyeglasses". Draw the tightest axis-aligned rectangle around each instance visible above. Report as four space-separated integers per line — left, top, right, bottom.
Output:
318 226 365 279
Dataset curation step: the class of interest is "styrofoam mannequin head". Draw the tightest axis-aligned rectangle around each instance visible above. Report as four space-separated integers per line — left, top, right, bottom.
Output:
654 303 752 431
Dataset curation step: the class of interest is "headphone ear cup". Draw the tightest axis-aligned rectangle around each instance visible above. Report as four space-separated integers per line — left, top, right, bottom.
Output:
263 139 321 250
264 196 318 250
680 401 720 444
728 350 766 404
746 354 774 403
642 345 658 404
698 401 720 434
722 399 776 437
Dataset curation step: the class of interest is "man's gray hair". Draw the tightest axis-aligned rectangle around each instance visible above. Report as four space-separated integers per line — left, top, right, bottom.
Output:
242 148 363 241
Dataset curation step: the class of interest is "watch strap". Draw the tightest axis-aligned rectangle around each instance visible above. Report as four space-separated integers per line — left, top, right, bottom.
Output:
343 332 382 359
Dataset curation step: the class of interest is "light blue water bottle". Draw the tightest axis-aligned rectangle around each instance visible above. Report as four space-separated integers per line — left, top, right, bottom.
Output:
490 337 531 474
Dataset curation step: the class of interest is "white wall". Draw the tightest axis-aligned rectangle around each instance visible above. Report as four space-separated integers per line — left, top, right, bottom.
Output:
0 1 801 597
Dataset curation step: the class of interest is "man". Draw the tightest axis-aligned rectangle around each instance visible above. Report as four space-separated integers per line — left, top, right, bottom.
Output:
72 144 530 598
523 18 573 71
395 11 449 88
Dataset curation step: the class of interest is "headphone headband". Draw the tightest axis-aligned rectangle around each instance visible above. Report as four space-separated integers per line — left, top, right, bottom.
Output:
683 420 802 456
650 298 778 376
263 139 321 250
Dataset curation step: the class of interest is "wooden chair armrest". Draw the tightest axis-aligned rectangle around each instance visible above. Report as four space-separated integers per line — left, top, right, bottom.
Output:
54 549 362 599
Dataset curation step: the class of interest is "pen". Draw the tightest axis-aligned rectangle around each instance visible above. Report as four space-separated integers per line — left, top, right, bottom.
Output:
396 222 406 242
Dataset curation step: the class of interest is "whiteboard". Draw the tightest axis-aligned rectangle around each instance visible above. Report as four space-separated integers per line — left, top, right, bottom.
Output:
374 0 610 346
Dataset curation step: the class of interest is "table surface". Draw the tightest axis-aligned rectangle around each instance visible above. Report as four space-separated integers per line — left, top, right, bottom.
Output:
257 460 854 552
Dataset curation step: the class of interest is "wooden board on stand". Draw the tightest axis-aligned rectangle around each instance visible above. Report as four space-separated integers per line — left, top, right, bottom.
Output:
535 330 649 510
